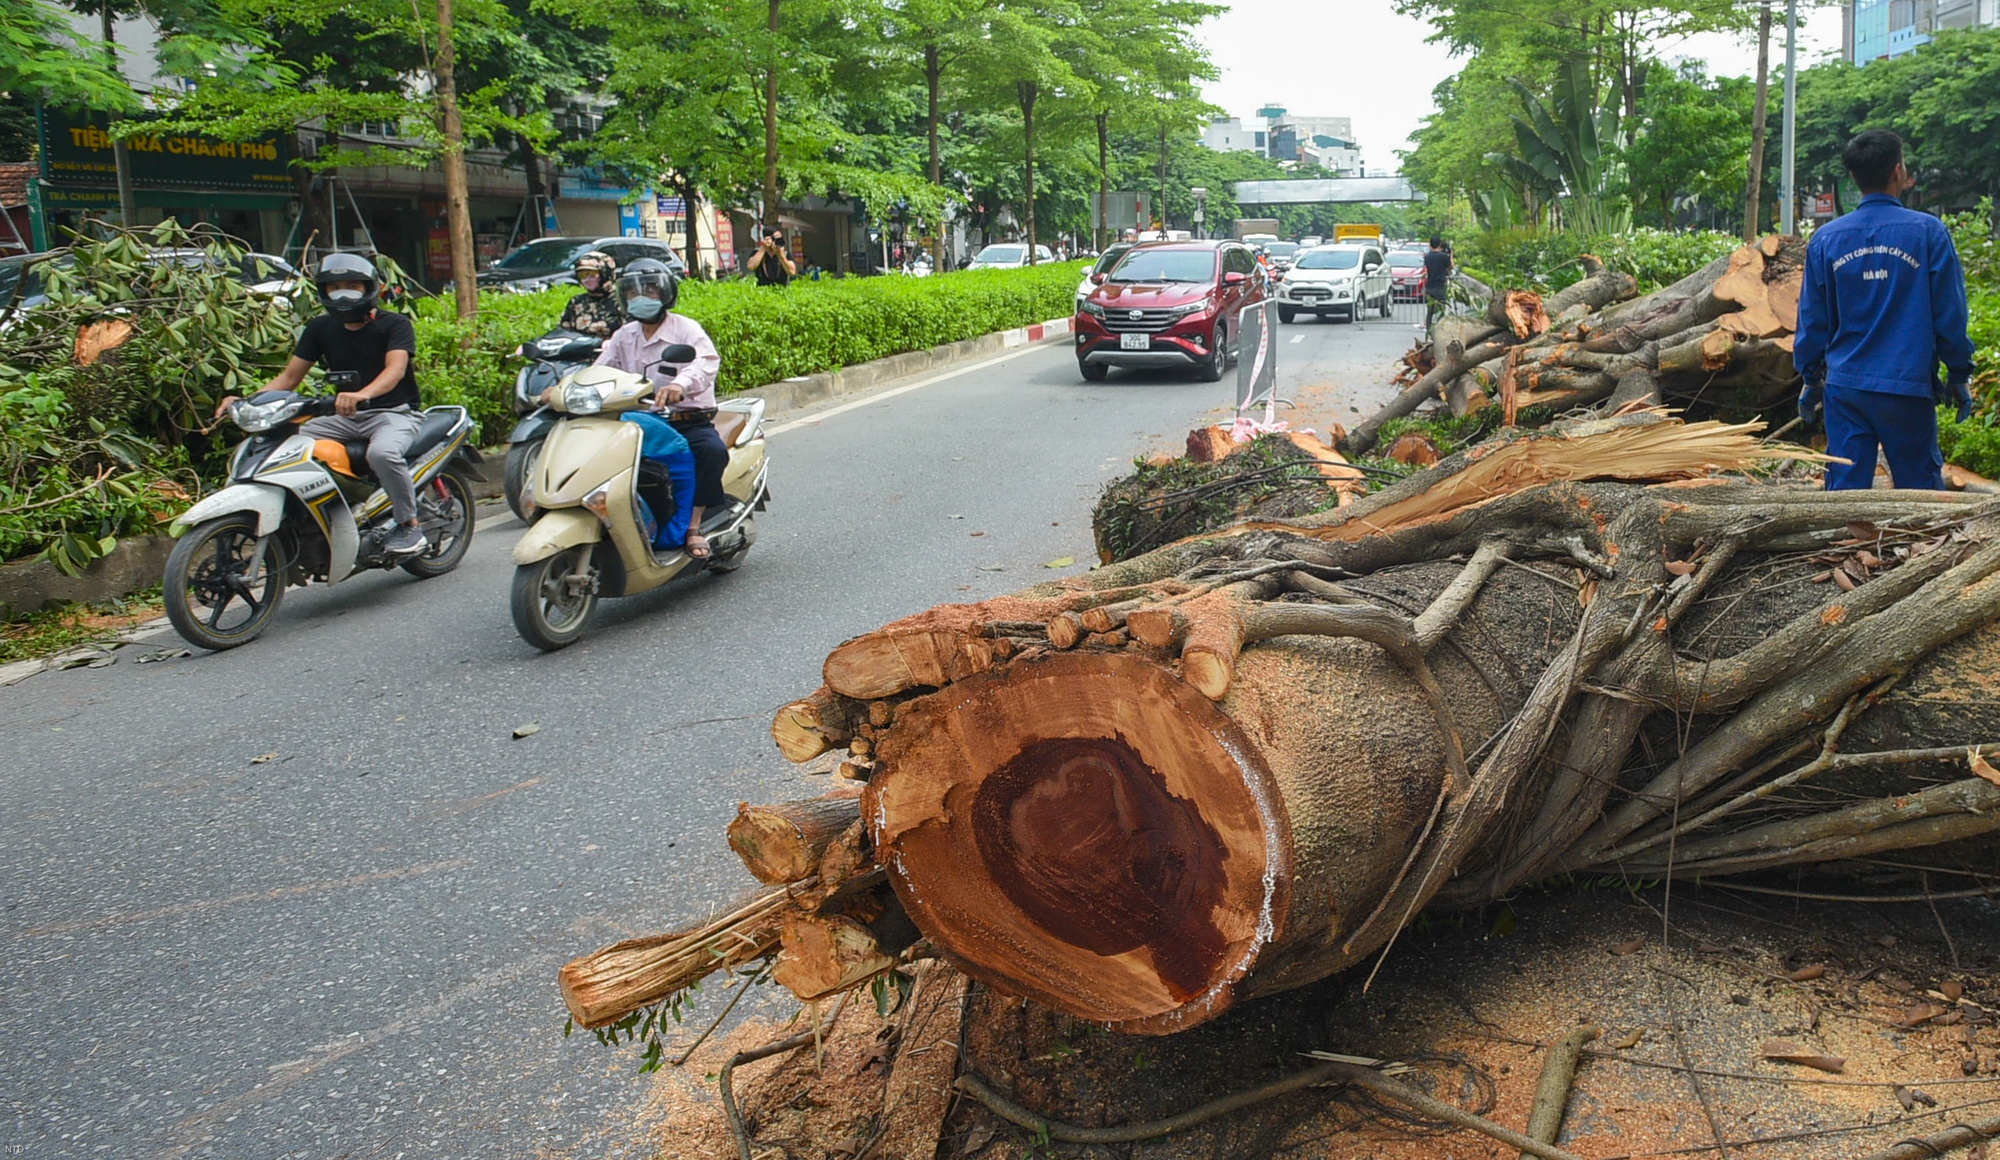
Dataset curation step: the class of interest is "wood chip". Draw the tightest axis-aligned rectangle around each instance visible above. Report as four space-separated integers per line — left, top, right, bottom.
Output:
1788 964 1826 982
250 752 278 765
1611 1028 1645 1049
1970 748 2000 789
1611 937 1645 956
1761 1039 1847 1073
513 723 541 739
1896 1085 1917 1111
1900 1003 1949 1027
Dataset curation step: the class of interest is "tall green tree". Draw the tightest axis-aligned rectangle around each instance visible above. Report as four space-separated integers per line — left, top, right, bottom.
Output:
958 0 1091 260
1624 60 1753 230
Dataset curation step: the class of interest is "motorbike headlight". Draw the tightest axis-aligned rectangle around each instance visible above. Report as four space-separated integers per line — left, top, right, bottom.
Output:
231 398 301 432
561 380 604 415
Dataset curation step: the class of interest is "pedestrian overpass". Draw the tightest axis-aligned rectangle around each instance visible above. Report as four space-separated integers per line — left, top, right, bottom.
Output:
1232 176 1423 205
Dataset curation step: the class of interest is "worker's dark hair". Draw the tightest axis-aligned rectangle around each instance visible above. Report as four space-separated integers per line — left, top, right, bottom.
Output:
1429 235 1444 249
1843 129 1904 193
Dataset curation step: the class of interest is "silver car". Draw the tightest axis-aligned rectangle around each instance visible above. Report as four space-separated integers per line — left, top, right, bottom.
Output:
1275 245 1392 323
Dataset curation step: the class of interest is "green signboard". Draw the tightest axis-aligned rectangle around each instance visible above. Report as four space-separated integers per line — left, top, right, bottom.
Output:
37 106 292 193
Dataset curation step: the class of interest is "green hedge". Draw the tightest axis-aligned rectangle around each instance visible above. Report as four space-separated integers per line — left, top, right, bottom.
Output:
1457 227 1742 295
413 262 1088 441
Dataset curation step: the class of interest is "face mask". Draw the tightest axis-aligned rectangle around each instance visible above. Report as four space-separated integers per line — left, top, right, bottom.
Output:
327 289 365 304
627 296 665 321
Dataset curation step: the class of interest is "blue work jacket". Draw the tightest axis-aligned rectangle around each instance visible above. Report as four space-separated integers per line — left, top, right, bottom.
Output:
1794 193 1976 399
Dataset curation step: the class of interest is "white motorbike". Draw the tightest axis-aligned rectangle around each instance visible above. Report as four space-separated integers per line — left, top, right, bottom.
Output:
163 385 480 650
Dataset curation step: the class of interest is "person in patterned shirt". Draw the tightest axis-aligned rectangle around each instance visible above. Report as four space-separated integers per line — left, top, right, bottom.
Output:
558 250 624 337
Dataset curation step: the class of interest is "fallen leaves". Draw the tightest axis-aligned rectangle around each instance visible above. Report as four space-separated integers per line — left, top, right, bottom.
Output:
1610 937 1645 956
1760 1039 1847 1073
1663 559 1697 577
1787 964 1826 983
250 752 278 765
1045 557 1075 569
513 723 541 739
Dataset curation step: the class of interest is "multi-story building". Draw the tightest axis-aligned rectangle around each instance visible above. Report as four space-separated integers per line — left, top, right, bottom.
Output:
1201 106 1361 175
1846 0 1998 61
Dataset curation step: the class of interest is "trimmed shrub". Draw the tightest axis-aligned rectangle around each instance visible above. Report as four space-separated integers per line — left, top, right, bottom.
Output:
413 262 1088 441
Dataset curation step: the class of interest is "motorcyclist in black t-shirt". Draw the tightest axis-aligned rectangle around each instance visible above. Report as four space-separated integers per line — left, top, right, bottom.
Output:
213 252 430 555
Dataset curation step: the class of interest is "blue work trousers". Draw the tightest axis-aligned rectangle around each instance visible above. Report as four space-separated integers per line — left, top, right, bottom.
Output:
1822 387 1944 492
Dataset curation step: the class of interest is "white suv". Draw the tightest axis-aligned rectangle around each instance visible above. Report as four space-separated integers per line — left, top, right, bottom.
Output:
1276 245 1392 323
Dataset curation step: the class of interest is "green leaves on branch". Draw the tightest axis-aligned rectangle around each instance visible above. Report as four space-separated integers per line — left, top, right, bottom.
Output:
1485 61 1630 235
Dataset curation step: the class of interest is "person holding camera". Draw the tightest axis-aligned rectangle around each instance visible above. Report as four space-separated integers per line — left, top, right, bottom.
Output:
747 229 796 287
213 252 429 556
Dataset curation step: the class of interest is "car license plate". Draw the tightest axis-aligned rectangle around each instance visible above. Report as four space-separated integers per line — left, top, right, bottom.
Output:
1119 332 1149 351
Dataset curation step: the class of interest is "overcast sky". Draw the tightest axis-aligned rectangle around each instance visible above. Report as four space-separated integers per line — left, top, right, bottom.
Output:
1198 0 1848 171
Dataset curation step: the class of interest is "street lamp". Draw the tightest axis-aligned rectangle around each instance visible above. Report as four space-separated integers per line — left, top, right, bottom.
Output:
1191 187 1208 240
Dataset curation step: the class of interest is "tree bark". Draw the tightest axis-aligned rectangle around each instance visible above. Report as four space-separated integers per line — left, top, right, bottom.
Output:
763 0 782 233
435 0 478 320
1017 81 1037 261
1746 4 1773 241
1096 110 1109 254
927 44 944 271
99 6 139 229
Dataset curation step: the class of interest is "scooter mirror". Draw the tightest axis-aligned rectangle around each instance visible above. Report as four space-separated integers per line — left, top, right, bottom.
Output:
655 343 699 366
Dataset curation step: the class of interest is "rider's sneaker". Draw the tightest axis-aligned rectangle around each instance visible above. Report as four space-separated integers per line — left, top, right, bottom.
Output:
385 523 429 556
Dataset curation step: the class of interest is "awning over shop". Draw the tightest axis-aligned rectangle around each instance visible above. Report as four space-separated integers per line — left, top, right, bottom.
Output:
38 185 294 213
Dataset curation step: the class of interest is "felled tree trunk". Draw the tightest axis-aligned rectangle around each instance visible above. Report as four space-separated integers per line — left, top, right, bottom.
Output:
733 417 2000 1036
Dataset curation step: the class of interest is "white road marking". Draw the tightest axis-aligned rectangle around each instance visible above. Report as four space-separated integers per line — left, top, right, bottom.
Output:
765 341 1060 436
1290 335 1305 344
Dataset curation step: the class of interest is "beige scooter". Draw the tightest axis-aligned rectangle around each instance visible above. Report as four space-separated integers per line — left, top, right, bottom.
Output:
509 346 768 650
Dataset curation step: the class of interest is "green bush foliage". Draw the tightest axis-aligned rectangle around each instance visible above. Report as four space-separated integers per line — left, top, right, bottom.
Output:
0 223 294 573
1458 226 1740 295
411 262 1088 441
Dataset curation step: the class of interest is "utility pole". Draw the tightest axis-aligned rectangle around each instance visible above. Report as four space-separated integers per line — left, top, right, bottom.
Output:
1779 0 1799 235
1158 120 1168 233
436 0 478 319
98 6 138 228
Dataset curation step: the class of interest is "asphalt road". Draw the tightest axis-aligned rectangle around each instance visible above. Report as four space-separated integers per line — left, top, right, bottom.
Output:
0 310 1414 1159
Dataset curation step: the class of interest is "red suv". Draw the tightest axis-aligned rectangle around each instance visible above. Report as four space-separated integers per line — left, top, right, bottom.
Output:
1074 241 1266 382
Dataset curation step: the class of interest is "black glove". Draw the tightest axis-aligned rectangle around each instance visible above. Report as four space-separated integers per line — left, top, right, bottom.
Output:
1797 382 1824 430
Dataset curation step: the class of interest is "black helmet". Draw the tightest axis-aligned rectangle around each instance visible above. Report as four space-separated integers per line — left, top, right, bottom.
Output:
314 252 381 322
616 257 678 320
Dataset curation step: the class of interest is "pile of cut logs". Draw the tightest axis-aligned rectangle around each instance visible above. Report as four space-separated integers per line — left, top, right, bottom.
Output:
1343 235 1805 458
563 412 2000 1040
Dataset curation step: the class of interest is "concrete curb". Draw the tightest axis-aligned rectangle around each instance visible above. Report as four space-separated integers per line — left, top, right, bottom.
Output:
0 535 176 619
745 316 1074 416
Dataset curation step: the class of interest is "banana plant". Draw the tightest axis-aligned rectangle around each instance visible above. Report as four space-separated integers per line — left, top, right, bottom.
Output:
1483 59 1630 235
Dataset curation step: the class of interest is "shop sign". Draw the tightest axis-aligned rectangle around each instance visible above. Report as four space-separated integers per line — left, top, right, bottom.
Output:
1813 192 1838 219
38 106 290 192
655 195 686 217
715 218 736 271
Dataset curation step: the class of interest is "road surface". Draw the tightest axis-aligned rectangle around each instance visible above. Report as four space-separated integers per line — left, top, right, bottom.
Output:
0 312 1412 1158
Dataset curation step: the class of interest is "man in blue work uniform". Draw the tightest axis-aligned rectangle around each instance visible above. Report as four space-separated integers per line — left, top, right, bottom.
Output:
1795 129 1976 490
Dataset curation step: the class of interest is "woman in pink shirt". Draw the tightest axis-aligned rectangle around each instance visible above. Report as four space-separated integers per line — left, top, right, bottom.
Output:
595 260 727 557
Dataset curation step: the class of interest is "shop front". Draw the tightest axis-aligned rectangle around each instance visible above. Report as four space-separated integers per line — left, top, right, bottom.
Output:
30 105 294 251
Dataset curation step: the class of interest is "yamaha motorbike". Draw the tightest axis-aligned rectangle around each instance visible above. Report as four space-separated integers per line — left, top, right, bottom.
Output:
503 328 603 522
163 381 480 651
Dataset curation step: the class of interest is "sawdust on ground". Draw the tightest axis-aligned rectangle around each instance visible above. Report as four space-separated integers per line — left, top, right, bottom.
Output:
625 883 1998 1160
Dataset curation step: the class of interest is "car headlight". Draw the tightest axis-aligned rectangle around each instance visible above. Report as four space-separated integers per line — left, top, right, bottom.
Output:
231 398 301 432
1168 300 1208 316
562 380 605 415
1081 301 1105 317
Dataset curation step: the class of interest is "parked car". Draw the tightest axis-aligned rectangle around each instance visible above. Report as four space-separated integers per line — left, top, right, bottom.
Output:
1387 249 1430 301
1275 244 1392 323
475 236 686 292
966 243 1055 270
1073 240 1265 382
1074 242 1135 312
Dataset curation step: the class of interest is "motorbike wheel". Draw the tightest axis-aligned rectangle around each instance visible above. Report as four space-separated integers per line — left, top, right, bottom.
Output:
402 471 476 579
164 513 286 651
511 545 598 651
502 440 542 523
